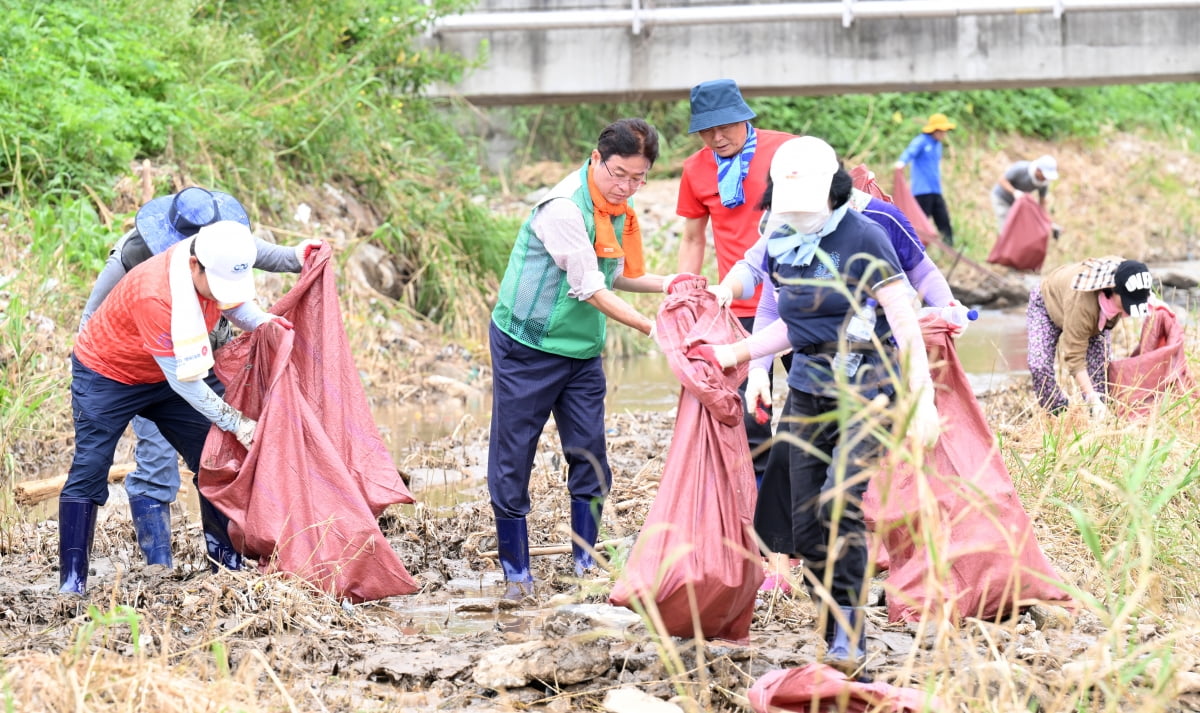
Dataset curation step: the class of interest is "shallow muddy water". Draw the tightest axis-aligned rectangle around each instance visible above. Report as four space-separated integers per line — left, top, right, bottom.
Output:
374 305 1033 446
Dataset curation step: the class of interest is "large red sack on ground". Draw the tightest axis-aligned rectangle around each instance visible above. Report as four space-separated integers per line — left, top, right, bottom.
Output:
610 276 762 643
1107 305 1196 417
987 193 1052 271
749 663 938 713
850 164 893 203
862 315 1072 623
890 167 939 245
199 245 419 603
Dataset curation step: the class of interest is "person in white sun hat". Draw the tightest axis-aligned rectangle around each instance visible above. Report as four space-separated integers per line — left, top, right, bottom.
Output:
991 154 1059 231
79 186 321 572
59 219 293 596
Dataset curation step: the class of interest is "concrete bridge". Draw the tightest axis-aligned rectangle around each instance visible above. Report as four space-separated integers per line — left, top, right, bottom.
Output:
426 0 1200 105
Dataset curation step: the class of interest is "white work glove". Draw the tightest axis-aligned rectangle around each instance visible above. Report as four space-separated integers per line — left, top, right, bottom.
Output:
689 343 739 371
294 239 323 263
745 367 771 416
910 388 941 450
234 415 258 450
893 161 905 170
1083 392 1108 421
1012 189 1026 200
707 283 734 309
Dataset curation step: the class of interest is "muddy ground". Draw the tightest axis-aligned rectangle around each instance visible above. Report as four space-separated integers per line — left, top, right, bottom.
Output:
3 136 1200 712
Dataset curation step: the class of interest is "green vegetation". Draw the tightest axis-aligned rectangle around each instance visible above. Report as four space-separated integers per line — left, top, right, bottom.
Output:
1 0 514 314
1 4 1200 708
508 83 1200 174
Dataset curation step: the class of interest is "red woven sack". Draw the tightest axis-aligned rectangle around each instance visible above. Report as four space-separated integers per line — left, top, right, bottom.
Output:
1107 305 1196 417
749 663 938 712
850 164 893 203
862 315 1072 623
609 276 762 643
890 167 939 245
199 246 419 603
987 193 1052 271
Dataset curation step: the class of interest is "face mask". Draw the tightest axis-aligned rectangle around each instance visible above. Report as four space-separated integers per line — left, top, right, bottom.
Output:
779 208 831 235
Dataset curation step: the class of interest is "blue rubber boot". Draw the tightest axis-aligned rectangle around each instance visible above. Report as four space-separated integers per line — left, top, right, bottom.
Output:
495 516 533 592
825 606 866 670
197 493 243 572
570 499 602 577
128 495 173 568
58 497 98 595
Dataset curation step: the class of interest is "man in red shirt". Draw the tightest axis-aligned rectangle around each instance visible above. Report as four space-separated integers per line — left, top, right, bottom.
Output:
60 220 289 595
676 79 795 485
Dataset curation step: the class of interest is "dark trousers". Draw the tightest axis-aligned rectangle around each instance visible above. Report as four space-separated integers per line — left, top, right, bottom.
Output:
737 315 792 485
486 323 612 519
753 388 884 607
64 354 215 505
915 192 954 245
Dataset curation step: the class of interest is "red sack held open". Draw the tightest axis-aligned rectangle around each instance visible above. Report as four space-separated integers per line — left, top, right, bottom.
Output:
987 193 1053 272
199 245 419 603
862 315 1072 623
609 277 762 643
1107 305 1196 418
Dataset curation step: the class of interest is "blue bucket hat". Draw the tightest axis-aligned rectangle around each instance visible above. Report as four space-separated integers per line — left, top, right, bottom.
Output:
135 186 250 255
688 79 756 134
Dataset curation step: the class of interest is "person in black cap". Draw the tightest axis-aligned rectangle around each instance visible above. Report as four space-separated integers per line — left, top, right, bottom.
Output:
79 186 321 571
1026 256 1155 419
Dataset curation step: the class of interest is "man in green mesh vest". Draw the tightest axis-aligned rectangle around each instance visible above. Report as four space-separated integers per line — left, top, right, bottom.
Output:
489 117 685 592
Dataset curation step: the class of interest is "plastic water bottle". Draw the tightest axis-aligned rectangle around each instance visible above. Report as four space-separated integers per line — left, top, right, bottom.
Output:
832 298 877 377
920 300 979 328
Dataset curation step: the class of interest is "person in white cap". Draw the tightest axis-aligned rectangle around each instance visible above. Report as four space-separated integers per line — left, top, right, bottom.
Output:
991 154 1059 231
58 220 291 596
694 136 940 671
79 186 321 572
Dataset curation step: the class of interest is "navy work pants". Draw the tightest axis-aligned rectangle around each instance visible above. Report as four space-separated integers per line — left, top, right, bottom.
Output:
63 354 214 505
486 323 612 519
754 387 884 608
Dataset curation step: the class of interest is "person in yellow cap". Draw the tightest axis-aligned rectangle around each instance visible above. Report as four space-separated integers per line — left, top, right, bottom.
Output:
894 112 957 245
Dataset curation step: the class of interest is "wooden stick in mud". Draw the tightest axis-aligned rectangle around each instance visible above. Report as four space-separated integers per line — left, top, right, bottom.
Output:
14 464 194 507
928 239 1021 289
478 538 625 559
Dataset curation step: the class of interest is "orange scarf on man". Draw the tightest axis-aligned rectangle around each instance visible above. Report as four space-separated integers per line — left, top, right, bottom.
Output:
586 162 645 278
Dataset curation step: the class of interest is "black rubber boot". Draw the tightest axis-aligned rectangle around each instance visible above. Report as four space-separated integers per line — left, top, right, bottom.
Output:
197 493 243 572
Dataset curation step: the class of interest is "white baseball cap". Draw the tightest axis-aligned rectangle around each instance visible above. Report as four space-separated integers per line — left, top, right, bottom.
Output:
193 220 257 304
1033 155 1059 181
770 137 840 213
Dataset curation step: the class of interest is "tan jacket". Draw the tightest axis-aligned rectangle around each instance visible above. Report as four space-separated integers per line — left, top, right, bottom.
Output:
1040 258 1123 374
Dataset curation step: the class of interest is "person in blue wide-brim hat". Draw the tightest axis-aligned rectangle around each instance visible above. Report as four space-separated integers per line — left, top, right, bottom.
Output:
135 186 251 255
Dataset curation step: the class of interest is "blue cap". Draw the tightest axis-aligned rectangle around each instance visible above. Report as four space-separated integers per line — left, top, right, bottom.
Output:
134 186 250 255
688 79 756 134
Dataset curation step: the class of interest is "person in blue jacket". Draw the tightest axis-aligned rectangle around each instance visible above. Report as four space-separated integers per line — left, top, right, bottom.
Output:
895 113 956 246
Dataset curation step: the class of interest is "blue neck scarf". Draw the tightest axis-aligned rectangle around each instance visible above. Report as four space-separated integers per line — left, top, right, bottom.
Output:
765 204 851 267
714 124 757 209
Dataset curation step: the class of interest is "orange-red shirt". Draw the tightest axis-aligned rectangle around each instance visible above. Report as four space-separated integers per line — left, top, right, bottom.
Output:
676 128 795 318
74 245 222 384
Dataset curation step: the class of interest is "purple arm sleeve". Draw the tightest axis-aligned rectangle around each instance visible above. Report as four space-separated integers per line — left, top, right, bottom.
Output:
746 283 790 372
907 254 953 307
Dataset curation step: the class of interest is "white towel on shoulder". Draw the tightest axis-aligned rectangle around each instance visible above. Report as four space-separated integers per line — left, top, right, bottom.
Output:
169 237 214 382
